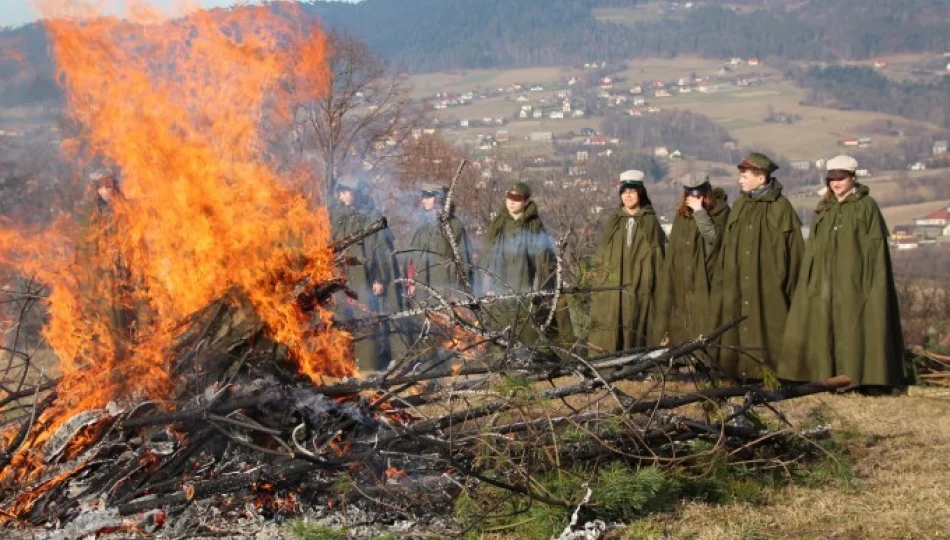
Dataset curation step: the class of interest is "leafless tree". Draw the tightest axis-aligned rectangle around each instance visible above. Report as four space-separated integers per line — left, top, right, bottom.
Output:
288 29 420 203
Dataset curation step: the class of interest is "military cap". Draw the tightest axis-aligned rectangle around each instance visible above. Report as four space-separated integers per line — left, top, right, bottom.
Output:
618 169 645 191
506 181 532 199
826 155 858 174
680 172 711 196
336 175 362 191
420 181 445 196
737 152 779 175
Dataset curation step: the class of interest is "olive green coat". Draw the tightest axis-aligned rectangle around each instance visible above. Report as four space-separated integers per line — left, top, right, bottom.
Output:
479 202 573 345
406 210 474 293
588 206 666 353
654 194 730 345
330 202 402 371
717 181 804 379
780 185 911 387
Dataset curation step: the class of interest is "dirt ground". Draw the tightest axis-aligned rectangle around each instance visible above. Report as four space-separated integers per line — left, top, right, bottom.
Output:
619 389 950 539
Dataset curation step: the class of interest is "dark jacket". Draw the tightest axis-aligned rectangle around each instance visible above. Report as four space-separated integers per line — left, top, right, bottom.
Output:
588 205 666 353
406 209 474 293
780 185 911 386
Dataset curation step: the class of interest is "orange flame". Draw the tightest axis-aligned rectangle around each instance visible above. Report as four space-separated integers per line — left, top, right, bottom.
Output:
0 0 352 473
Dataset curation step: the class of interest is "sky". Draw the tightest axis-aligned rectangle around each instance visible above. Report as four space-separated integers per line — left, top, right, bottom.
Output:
0 1 270 29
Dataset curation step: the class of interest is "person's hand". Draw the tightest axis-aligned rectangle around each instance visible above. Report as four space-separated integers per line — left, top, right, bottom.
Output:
685 196 703 211
372 281 385 296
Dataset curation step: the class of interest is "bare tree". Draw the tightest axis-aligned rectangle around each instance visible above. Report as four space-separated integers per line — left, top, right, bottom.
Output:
289 29 419 203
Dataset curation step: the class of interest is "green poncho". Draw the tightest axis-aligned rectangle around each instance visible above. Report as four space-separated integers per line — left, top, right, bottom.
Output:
780 185 912 387
330 202 402 371
654 193 730 345
479 202 573 345
588 205 666 353
717 180 804 379
405 209 473 293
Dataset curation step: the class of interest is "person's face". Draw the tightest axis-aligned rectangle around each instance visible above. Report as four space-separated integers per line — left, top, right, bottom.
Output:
738 167 767 193
828 173 856 200
506 194 527 216
337 189 354 206
421 194 437 211
621 188 640 210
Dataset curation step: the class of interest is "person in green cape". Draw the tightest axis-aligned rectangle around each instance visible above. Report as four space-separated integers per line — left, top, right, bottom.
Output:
479 182 573 347
588 170 666 353
403 181 475 348
329 175 404 373
780 155 912 391
654 172 730 346
717 153 804 380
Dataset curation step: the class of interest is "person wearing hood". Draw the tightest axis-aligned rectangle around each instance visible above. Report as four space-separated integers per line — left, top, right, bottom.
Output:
780 156 912 390
717 153 804 380
329 175 403 372
480 182 571 345
654 172 730 346
588 170 666 353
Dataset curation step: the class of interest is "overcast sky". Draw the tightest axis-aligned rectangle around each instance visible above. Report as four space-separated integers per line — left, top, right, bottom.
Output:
0 1 314 29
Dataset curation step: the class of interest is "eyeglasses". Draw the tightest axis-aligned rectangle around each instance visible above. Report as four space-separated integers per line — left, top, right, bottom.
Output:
506 193 526 202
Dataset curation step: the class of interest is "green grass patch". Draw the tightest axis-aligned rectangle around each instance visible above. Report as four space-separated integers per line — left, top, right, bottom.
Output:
287 521 345 540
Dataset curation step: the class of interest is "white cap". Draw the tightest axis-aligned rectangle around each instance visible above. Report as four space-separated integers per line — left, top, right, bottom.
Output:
826 155 858 173
619 169 645 182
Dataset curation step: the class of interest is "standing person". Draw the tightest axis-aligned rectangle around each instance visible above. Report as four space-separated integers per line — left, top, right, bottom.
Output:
780 156 911 390
480 182 570 346
588 170 666 353
717 153 804 380
329 175 401 372
654 173 730 346
405 181 474 298
403 181 475 348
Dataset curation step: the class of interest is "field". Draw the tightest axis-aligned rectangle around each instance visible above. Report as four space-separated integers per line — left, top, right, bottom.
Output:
623 390 950 539
410 59 939 162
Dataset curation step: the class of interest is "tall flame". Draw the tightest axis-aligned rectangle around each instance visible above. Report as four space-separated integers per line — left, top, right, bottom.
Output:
0 0 352 422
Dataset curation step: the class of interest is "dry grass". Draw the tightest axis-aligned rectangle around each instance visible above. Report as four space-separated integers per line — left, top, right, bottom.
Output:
619 391 950 539
409 67 576 98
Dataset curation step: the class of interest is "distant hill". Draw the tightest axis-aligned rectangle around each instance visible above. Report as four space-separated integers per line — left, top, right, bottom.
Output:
0 0 948 106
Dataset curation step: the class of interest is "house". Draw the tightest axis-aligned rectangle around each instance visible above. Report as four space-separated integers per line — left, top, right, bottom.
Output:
549 111 564 119
790 161 810 171
530 85 544 92
589 136 608 146
856 169 871 178
533 110 542 119
840 138 860 147
516 95 529 102
633 97 646 106
519 110 529 119
630 85 643 95
917 207 950 227
562 101 572 112
601 76 612 84
729 57 743 66
815 158 826 170
530 131 553 142
496 129 509 142
647 106 662 113
459 119 470 128
572 110 585 117
723 141 737 150
568 77 579 86
597 148 614 158
873 59 888 69
653 81 665 88
654 146 669 158
891 225 916 239
891 237 919 250
934 140 949 155
655 89 671 98
910 162 927 171
576 150 589 162
678 78 688 87
679 87 692 94
858 137 872 147
668 149 683 160
580 127 596 137
747 57 760 66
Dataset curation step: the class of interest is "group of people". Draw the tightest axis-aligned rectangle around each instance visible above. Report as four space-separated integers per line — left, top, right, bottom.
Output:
331 151 912 391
